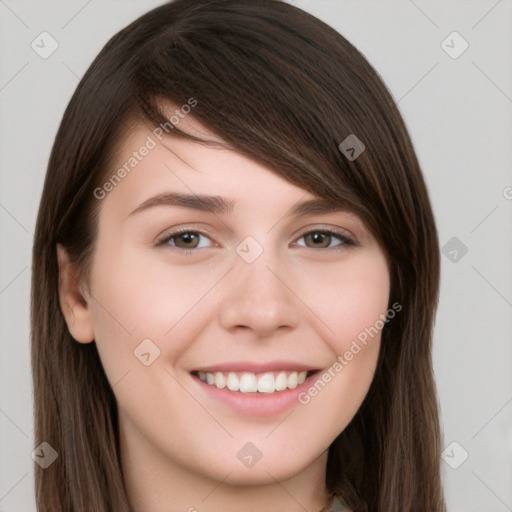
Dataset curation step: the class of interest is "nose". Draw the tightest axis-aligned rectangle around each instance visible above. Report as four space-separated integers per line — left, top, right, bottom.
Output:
218 247 301 339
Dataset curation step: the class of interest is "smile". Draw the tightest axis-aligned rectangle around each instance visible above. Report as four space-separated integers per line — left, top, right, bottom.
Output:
190 362 322 416
194 370 314 394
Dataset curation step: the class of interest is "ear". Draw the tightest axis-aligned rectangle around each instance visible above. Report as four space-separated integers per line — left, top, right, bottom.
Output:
56 244 95 344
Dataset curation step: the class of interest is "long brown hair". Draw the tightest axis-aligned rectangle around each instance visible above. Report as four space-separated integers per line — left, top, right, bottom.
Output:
31 1 445 510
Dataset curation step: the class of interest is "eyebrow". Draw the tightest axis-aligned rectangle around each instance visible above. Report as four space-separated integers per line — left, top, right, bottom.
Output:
127 192 350 218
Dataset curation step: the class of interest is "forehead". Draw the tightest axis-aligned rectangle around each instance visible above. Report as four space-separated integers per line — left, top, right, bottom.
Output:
99 110 370 238
103 113 320 213
113 121 308 191
93 112 379 255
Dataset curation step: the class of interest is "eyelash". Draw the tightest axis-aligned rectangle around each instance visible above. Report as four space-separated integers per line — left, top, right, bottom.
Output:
155 227 357 255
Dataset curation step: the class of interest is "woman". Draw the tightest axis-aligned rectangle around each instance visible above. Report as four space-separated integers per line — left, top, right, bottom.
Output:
31 0 446 510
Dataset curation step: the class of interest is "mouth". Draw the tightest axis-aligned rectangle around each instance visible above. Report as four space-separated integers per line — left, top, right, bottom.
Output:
189 363 322 417
190 369 319 394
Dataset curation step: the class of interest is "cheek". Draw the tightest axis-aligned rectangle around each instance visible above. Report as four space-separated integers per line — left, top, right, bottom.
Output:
294 254 390 432
296 249 390 355
86 242 222 374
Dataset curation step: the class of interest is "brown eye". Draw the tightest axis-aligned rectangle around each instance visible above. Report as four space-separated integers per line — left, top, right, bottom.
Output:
172 232 201 249
303 232 334 249
297 229 356 250
157 230 212 252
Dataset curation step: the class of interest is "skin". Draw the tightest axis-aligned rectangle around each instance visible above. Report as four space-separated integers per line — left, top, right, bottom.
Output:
58 111 390 512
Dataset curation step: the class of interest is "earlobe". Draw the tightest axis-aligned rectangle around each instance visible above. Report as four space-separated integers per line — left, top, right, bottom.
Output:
56 244 95 344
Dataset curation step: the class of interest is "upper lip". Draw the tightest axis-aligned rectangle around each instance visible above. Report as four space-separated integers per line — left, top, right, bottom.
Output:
192 361 320 374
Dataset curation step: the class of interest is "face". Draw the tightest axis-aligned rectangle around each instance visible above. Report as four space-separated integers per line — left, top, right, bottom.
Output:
59 113 390 490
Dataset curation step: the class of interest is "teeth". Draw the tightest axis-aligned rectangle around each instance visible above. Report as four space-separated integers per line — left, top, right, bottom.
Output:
239 373 258 392
275 371 287 391
287 372 298 389
197 370 309 393
257 372 274 393
227 372 239 391
214 371 226 389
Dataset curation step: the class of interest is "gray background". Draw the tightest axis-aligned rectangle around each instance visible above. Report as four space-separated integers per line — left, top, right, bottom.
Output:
1 0 511 510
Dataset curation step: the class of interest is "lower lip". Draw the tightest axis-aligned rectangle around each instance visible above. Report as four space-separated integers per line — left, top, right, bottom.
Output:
191 372 318 417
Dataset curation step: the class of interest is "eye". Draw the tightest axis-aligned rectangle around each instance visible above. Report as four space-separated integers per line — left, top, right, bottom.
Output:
295 229 356 250
155 229 213 253
155 227 357 255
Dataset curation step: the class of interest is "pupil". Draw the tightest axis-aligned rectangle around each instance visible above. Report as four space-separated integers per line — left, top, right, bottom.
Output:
181 233 197 246
309 232 329 248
